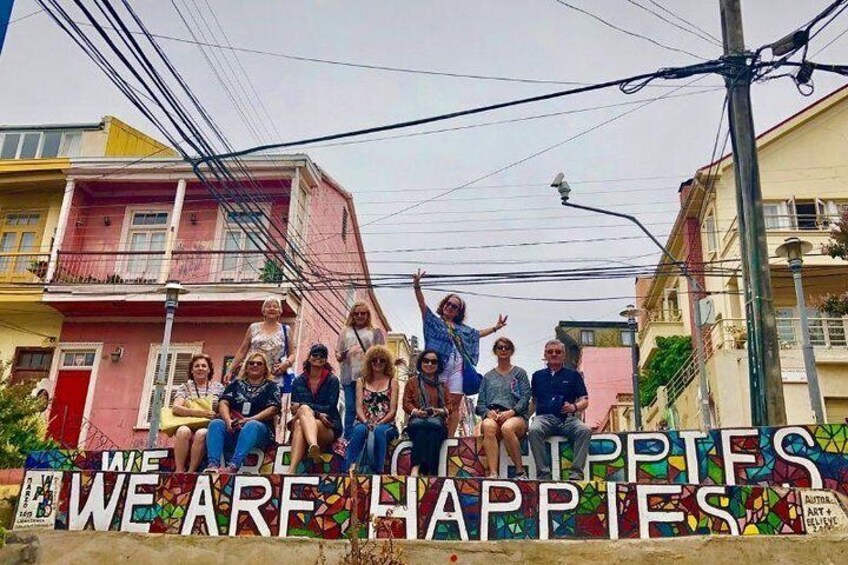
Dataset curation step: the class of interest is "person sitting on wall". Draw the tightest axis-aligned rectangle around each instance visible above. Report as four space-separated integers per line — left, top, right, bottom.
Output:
343 345 399 474
287 343 343 473
402 349 451 477
172 353 225 473
205 351 280 474
476 337 532 479
527 339 591 481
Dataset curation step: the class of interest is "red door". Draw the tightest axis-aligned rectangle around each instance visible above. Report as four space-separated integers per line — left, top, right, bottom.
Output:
48 369 91 447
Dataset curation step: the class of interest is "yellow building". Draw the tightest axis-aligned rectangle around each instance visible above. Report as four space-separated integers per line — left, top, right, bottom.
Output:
637 85 848 429
0 117 175 384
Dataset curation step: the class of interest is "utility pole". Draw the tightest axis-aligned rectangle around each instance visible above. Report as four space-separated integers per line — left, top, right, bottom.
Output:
0 0 16 54
719 0 786 426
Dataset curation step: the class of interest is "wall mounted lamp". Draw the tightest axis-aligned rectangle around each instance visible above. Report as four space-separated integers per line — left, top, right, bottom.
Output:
110 346 124 363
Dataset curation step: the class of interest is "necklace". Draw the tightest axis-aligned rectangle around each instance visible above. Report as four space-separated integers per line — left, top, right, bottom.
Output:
192 379 209 398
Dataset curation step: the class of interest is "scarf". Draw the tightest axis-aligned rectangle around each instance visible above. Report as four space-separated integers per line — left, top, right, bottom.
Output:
307 367 331 397
417 372 445 410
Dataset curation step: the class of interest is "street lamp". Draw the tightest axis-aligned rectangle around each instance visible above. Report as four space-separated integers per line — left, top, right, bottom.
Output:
552 173 713 430
775 237 824 424
147 281 188 448
620 304 642 430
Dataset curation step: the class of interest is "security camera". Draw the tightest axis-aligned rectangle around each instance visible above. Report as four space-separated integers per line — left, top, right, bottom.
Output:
551 172 571 203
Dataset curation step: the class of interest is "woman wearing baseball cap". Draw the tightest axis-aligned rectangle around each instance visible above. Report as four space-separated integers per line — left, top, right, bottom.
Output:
287 343 343 473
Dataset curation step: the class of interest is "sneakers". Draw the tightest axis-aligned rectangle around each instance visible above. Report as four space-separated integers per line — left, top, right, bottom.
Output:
203 464 220 474
223 463 240 474
307 444 323 465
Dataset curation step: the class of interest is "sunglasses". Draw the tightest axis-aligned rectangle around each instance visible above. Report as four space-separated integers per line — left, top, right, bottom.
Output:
421 358 439 365
545 349 563 355
353 311 369 317
247 360 266 367
310 353 328 359
371 358 387 365
495 345 513 351
443 302 461 311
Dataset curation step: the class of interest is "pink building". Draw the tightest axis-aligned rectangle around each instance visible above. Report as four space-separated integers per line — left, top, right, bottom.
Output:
40 155 389 448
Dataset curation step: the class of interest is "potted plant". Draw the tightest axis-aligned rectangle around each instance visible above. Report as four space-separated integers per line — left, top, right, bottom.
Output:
27 259 48 280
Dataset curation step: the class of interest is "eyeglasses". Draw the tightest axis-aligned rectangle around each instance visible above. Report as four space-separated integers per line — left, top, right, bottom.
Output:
353 312 369 317
371 358 387 365
421 358 438 365
443 302 461 311
247 361 266 367
545 349 563 355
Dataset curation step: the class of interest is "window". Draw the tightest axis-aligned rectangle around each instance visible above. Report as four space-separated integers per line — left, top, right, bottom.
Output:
763 203 782 230
664 288 681 321
61 350 96 368
137 344 201 427
0 130 84 159
795 200 818 230
703 214 718 254
621 330 634 347
219 210 267 282
0 211 44 279
10 347 54 386
124 210 169 281
580 330 595 346
341 207 349 243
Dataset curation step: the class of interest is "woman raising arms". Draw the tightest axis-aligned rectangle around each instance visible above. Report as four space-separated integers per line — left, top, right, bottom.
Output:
413 268 507 436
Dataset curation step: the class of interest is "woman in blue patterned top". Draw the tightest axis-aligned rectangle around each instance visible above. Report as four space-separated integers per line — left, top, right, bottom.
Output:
413 268 507 436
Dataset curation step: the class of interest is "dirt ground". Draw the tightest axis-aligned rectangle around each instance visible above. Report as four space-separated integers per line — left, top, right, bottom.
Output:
1 530 847 565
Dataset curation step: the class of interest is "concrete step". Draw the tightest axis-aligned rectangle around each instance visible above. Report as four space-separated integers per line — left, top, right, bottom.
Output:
12 469 848 540
27 423 848 495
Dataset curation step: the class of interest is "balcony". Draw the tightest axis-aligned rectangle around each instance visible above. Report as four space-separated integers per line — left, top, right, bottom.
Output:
710 316 848 364
0 251 50 284
637 310 684 365
53 250 288 286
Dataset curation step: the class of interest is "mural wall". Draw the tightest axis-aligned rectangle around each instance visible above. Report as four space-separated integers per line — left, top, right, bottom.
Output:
26 424 848 495
14 470 848 539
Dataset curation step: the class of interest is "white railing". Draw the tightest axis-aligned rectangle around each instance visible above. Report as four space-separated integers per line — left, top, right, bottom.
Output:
710 316 848 350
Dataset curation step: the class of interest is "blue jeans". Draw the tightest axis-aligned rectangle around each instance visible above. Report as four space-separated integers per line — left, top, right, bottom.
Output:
206 418 271 468
344 422 398 473
342 383 357 440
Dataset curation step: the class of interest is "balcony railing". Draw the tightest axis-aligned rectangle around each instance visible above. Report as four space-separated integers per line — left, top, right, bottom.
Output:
710 316 848 350
54 250 288 285
0 252 50 283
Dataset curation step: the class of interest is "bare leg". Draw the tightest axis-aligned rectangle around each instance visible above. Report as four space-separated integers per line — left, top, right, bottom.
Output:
480 418 501 477
501 417 527 475
288 419 306 474
447 393 464 437
173 426 191 473
188 429 208 472
295 405 320 447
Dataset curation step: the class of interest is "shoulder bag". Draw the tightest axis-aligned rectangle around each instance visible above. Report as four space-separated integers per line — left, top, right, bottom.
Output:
446 325 482 395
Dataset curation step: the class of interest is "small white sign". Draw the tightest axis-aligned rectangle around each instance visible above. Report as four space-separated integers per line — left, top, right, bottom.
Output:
802 490 848 534
13 471 63 530
782 370 808 383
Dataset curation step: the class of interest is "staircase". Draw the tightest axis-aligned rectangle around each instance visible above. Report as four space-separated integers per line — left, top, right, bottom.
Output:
12 424 848 540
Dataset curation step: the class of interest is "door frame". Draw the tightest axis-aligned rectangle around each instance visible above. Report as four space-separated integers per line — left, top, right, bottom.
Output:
46 342 103 448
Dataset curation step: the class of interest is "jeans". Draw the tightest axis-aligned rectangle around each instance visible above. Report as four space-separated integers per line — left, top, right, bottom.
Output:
206 418 271 468
344 422 399 473
527 414 592 480
406 417 447 476
342 383 357 440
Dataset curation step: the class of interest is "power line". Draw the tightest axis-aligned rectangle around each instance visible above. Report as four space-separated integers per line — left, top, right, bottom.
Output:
645 0 723 45
624 0 722 47
551 0 710 60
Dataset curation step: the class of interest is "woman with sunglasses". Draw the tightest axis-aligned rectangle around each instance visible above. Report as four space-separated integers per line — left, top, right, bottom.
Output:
205 351 280 473
227 297 296 384
336 301 386 439
172 354 225 473
402 349 451 476
343 345 399 473
413 269 507 436
476 337 531 479
288 344 343 473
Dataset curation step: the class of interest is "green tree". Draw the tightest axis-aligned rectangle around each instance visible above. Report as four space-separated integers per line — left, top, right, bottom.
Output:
640 335 692 406
819 208 848 315
0 360 53 468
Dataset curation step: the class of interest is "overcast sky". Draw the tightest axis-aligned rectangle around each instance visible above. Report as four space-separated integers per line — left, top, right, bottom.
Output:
3 0 848 373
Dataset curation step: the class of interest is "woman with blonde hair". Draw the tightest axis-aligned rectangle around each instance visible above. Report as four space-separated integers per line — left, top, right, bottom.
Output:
343 345 399 473
336 300 385 439
205 351 280 473
227 297 296 383
172 354 225 472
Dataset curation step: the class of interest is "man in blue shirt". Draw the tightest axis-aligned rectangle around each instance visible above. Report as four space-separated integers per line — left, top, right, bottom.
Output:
528 339 591 480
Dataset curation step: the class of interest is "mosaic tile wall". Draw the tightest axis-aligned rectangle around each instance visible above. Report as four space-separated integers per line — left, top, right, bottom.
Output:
14 469 846 539
26 425 848 494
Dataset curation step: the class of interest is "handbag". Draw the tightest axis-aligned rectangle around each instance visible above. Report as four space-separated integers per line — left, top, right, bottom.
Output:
159 397 214 437
446 325 483 395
